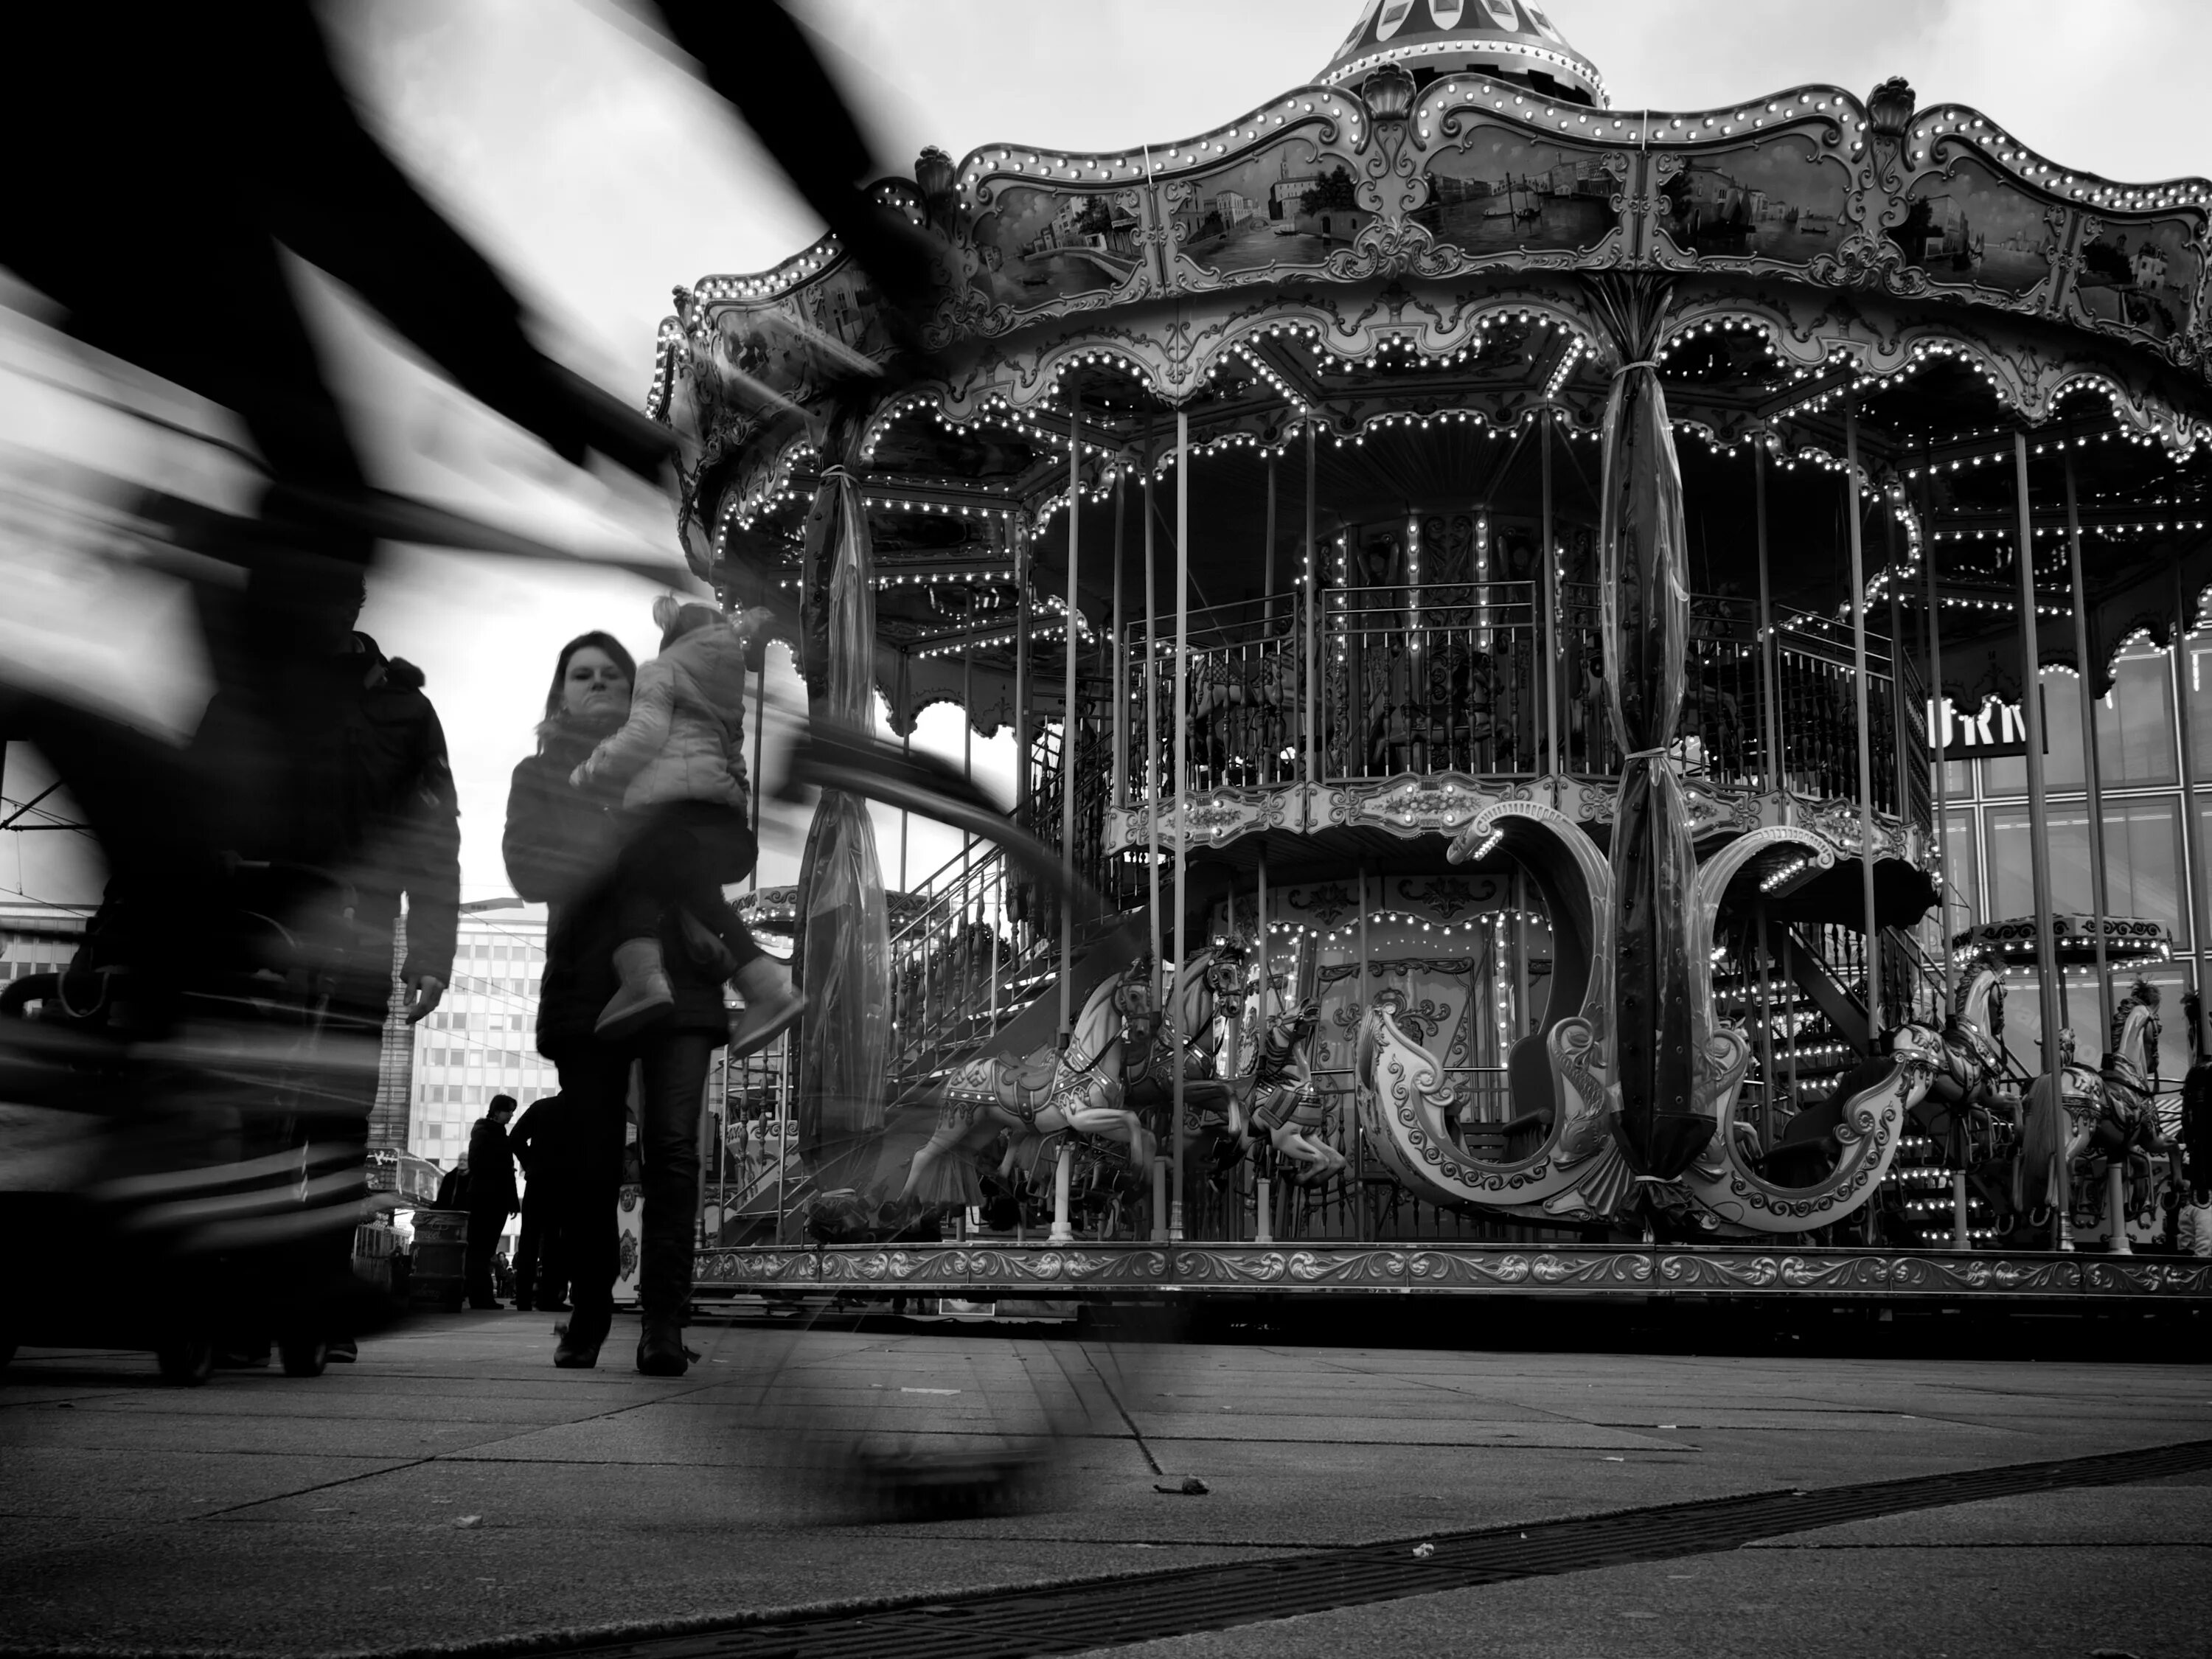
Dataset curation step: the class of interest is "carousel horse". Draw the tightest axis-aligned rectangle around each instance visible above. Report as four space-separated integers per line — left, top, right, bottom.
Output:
2079 981 2177 1242
1192 651 1290 786
1907 957 2012 1165
1119 943 1247 1133
1212 998 1346 1188
897 963 1155 1208
2014 1024 2106 1240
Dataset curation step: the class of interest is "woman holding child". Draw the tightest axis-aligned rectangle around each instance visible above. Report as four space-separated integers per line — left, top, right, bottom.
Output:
502 607 800 1376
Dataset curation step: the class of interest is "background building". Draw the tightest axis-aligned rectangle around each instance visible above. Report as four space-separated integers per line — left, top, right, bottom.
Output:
0 900 91 990
1939 630 2212 1093
405 906 557 1167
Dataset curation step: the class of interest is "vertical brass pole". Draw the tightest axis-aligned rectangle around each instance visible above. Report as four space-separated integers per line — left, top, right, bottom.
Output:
1354 865 1371 1244
1921 473 1955 1008
1145 440 1162 1007
1171 408 1192 1242
1513 869 1531 1049
1256 854 1272 1026
2066 455 2114 1041
897 720 910 894
751 656 768 895
1886 509 1914 1022
1756 445 1785 816
1060 397 1081 1047
1783 931 1800 1105
1292 425 1310 823
2011 431 2065 1102
1755 902 1779 1154
1265 452 1279 618
1111 460 1127 831
2171 561 2210 1060
1846 408 1883 1042
961 645 975 886
1541 408 1560 784
1265 451 1279 785
774 1034 789 1246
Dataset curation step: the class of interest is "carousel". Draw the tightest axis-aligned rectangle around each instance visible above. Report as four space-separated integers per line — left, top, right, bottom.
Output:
664 1 2212 1308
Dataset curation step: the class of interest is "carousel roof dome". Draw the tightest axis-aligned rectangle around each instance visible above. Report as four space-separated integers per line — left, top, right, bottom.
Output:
1319 0 1607 108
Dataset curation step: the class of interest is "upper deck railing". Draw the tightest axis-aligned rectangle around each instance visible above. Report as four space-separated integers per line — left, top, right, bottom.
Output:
1115 580 1930 828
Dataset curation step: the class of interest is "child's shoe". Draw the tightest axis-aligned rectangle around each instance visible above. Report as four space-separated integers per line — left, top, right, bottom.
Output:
597 938 674 1039
729 958 806 1058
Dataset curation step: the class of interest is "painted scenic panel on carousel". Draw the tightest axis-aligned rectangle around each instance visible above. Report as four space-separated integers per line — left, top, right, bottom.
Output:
698 265 894 412
1651 134 1852 268
1417 128 1622 260
1887 156 2060 301
1166 138 1346 283
2066 215 2204 347
966 183 1145 316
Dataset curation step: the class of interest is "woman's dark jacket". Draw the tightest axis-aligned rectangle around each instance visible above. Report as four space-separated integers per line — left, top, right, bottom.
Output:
503 720 729 1056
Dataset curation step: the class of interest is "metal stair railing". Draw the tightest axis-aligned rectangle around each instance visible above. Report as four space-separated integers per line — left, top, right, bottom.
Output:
886 835 1055 1097
1766 919 1953 1060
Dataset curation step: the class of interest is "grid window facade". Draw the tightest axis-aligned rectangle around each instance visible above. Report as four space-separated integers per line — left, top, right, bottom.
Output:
1935 633 2212 1087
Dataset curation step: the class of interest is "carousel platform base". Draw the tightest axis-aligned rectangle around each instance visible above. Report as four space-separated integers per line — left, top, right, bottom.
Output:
694 1241 2212 1307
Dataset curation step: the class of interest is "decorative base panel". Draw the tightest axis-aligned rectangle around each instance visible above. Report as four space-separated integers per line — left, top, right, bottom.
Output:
693 1242 2212 1303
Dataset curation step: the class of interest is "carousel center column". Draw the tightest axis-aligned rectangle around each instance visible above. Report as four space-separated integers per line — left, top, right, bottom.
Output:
1589 279 1711 1182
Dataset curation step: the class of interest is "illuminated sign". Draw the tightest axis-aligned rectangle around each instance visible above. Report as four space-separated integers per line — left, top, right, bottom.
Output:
1926 688 2046 761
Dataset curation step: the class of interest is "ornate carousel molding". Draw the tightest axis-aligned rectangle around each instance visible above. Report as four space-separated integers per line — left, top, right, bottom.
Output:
691 1241 2212 1301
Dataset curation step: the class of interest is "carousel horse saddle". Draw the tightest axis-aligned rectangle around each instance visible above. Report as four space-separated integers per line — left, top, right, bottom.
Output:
1249 1080 1321 1135
1006 1047 1061 1095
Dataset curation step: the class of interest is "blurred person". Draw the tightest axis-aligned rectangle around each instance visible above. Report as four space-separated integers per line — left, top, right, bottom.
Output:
187 562 459 1359
4 9 674 793
568 597 799 1047
464 1095 521 1310
504 634 728 1375
508 1093 576 1312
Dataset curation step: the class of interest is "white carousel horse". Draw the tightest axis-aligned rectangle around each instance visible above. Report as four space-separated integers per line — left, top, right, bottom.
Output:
897 963 1155 1207
2020 982 2174 1249
2089 983 2176 1246
1216 998 1346 1187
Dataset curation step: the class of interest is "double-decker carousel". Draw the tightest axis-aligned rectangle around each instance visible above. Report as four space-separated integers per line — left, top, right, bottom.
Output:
661 1 2212 1310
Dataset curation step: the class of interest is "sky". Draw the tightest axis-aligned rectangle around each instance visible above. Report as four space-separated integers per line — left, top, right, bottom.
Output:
7 0 2212 911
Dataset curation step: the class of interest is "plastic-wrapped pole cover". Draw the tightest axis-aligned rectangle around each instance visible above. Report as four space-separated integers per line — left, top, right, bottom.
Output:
794 470 891 1169
1594 287 1711 1180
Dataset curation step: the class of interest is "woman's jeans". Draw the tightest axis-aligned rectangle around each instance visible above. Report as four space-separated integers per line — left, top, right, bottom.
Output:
550 1031 715 1325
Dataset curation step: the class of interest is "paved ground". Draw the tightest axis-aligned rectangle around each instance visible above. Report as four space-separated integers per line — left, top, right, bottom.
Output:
1 1307 2208 1657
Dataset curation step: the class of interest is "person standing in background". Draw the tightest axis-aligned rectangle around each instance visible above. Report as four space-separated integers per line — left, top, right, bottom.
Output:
509 1093 574 1312
464 1096 521 1309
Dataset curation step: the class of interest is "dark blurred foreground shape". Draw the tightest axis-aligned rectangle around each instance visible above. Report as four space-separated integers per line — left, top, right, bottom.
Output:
0 0 961 1378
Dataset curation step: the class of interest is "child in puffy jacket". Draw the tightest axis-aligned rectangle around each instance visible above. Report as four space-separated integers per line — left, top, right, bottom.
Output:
571 597 804 1052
